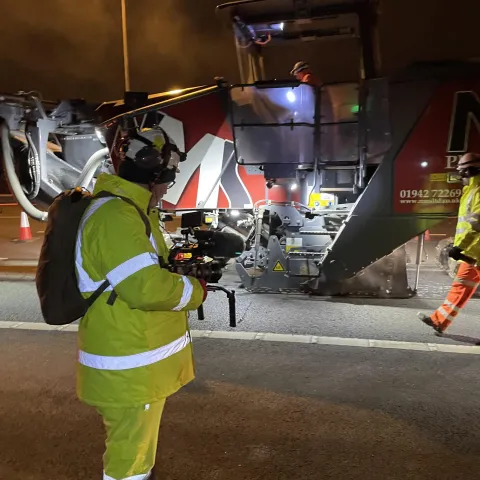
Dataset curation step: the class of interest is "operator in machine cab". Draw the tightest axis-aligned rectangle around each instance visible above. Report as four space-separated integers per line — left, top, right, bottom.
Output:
418 152 480 334
76 124 207 480
290 61 320 86
291 61 338 161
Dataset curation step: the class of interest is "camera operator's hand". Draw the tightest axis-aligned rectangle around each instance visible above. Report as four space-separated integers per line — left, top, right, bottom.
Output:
198 279 208 302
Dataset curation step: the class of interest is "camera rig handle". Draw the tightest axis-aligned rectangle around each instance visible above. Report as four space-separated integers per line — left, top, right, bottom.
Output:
197 285 237 327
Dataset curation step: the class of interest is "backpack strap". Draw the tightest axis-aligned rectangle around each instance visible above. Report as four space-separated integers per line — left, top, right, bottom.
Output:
84 190 154 308
85 279 111 307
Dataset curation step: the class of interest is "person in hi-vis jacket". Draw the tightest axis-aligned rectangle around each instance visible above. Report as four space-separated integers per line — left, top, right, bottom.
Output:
419 153 480 334
75 125 207 480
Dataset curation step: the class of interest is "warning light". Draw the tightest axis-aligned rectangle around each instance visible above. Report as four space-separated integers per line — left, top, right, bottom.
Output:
351 105 359 114
286 91 296 103
271 22 284 31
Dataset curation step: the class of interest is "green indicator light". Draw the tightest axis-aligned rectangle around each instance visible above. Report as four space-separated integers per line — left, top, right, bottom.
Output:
351 104 359 114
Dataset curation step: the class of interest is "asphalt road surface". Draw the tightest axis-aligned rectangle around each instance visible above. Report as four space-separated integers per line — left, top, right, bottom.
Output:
1 328 480 480
3 243 480 478
2 266 480 345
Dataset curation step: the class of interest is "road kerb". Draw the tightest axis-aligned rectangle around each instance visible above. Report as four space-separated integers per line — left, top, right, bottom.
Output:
2 324 478 355
0 260 38 274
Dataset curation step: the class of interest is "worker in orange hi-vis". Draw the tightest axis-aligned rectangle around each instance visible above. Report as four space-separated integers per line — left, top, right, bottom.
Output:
418 152 480 334
290 61 321 86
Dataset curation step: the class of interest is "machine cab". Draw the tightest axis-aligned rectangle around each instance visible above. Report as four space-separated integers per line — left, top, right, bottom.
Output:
216 0 389 207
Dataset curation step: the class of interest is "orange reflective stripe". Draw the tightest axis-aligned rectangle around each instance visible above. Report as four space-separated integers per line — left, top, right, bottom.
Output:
444 299 461 313
431 263 480 326
437 306 458 322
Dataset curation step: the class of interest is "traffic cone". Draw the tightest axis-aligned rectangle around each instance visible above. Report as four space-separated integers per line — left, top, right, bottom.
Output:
18 211 32 242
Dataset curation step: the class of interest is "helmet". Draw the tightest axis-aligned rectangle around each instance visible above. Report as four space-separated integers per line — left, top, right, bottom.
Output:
117 125 186 185
457 152 480 178
290 61 310 76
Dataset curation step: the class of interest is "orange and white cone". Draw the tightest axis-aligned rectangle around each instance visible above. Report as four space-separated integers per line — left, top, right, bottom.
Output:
18 212 33 242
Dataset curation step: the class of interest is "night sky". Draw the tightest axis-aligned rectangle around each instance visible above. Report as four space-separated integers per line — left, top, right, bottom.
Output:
0 0 478 102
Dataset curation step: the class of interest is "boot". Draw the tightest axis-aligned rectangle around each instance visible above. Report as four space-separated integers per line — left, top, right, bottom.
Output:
417 312 446 335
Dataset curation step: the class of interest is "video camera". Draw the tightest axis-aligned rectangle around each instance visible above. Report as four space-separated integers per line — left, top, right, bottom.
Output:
160 211 245 327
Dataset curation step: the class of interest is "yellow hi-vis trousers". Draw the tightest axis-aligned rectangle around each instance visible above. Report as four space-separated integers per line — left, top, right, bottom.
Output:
97 399 166 480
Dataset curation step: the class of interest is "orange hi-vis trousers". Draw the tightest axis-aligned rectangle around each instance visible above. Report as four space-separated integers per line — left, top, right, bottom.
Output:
431 262 480 330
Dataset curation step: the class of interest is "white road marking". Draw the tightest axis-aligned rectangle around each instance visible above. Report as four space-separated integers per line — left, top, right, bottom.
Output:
0 321 480 354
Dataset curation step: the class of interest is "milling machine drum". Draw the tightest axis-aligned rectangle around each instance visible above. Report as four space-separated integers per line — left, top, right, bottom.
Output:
307 246 412 298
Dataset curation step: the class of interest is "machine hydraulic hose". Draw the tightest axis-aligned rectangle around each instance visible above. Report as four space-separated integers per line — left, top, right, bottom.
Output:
0 119 48 222
77 147 109 189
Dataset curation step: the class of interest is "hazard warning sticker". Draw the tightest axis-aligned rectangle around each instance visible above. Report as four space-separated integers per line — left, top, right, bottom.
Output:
272 260 285 272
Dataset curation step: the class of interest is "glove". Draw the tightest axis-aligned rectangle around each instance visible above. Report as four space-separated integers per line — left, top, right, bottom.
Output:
198 279 208 302
447 245 463 261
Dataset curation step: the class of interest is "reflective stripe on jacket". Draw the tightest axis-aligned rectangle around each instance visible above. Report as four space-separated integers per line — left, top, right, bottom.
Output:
75 173 205 408
454 176 480 262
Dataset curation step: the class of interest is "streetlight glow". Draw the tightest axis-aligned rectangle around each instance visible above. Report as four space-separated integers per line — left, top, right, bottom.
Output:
120 0 130 92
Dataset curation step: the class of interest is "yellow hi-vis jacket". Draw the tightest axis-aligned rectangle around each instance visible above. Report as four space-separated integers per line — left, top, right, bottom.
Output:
75 173 205 408
454 175 480 263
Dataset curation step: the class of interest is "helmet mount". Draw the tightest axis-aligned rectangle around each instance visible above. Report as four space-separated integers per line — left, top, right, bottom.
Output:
457 153 480 179
117 125 186 185
290 61 310 76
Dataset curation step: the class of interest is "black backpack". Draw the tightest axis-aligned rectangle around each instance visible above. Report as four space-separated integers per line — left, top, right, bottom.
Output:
36 188 151 325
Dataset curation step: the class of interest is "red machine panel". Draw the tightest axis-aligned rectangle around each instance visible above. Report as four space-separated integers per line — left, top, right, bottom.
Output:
394 81 480 214
155 91 292 210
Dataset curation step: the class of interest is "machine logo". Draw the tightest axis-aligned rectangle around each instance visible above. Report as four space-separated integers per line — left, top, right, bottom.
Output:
446 90 480 169
153 90 265 210
159 122 254 210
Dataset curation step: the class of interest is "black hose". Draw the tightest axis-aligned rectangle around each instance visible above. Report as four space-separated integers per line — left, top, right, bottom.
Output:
24 126 41 199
